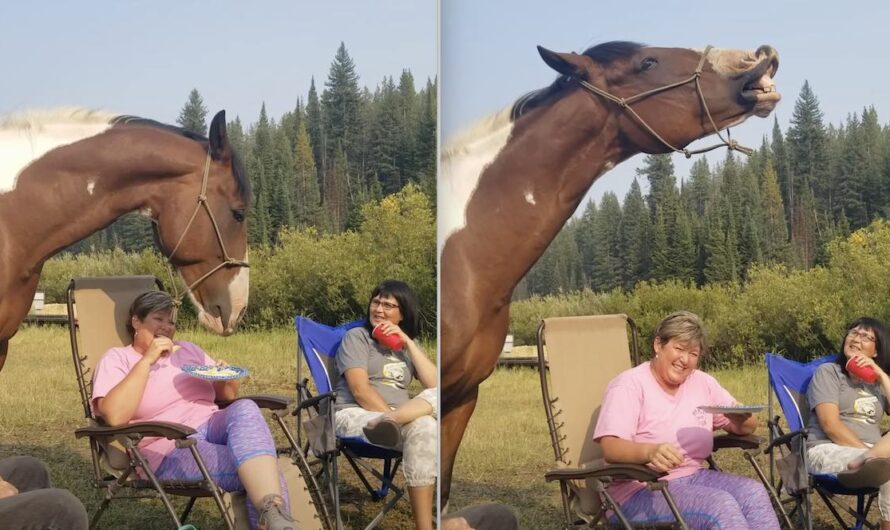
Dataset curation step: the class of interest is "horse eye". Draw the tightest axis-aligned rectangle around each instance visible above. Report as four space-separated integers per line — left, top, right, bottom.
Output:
232 209 245 223
640 57 658 71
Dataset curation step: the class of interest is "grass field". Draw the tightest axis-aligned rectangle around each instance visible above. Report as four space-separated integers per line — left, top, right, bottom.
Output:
0 325 427 530
449 349 861 530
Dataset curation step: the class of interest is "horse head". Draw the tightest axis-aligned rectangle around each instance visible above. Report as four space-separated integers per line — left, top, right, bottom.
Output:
537 42 781 155
153 110 250 336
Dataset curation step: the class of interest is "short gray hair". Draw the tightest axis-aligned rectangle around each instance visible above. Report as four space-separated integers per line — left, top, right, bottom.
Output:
654 311 707 352
127 291 174 336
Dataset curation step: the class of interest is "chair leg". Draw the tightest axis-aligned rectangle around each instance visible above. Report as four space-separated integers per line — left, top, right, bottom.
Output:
127 445 184 529
744 451 795 529
187 444 236 530
179 497 197 525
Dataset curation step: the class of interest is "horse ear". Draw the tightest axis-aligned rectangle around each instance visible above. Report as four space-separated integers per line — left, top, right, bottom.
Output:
209 110 231 161
537 46 592 78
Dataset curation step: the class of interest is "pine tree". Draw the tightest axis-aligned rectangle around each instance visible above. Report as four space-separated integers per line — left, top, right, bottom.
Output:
369 76 402 193
619 179 651 288
322 43 363 175
759 159 791 264
787 81 830 213
650 208 670 282
575 199 597 288
685 157 711 217
292 121 323 227
306 78 325 182
324 142 350 233
177 89 208 136
416 78 437 201
590 193 622 291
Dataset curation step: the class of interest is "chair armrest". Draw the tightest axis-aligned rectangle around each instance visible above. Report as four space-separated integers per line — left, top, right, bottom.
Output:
545 463 664 483
292 391 336 414
713 433 763 451
75 421 196 440
763 429 808 455
217 394 292 411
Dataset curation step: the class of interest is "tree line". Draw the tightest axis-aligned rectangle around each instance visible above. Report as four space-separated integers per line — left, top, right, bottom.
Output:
522 81 890 297
68 42 437 253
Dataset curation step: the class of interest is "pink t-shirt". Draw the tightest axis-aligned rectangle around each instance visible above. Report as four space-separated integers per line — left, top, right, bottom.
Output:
593 361 736 505
91 340 219 472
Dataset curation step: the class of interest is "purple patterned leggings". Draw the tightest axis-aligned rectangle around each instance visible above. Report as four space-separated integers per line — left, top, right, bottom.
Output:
154 399 289 530
614 469 779 530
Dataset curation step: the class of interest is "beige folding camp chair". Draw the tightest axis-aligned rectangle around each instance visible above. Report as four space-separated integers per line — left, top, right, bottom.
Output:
536 314 765 529
67 275 331 530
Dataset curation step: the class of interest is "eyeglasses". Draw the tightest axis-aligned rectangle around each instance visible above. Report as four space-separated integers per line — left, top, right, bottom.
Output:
370 299 400 312
848 329 876 343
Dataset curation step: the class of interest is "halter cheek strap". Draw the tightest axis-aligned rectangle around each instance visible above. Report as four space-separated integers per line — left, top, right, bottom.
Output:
152 149 249 320
578 45 754 158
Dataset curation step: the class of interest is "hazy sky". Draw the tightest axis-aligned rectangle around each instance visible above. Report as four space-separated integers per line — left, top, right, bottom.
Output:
442 0 890 213
2 1 437 125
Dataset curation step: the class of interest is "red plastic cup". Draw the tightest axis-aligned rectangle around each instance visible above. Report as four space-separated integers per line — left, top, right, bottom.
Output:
846 357 878 384
372 324 404 351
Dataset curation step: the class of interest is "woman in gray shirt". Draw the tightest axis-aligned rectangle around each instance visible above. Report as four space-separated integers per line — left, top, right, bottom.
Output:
334 279 437 530
807 317 890 526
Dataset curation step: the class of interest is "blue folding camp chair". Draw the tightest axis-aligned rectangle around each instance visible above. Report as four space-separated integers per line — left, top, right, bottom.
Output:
764 353 881 530
294 316 405 530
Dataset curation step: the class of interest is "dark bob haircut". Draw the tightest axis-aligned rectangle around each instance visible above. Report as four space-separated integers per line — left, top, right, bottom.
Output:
834 317 890 376
364 279 421 339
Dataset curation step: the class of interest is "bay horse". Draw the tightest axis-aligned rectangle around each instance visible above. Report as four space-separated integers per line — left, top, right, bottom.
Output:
439 42 782 504
0 108 250 372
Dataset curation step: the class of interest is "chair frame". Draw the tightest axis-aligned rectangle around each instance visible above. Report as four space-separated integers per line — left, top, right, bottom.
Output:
67 276 330 530
294 316 405 530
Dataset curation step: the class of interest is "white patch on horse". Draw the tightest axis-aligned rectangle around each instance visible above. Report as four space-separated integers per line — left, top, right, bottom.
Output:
524 192 536 206
139 207 153 218
439 107 513 254
0 108 115 195
87 181 96 195
692 47 760 76
602 162 615 174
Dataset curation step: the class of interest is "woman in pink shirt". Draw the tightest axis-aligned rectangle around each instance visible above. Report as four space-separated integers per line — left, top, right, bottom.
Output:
593 311 779 529
91 291 296 530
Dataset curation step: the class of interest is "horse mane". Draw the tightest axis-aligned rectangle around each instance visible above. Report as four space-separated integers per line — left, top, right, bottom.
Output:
0 107 118 130
112 116 252 203
511 41 646 120
441 107 513 164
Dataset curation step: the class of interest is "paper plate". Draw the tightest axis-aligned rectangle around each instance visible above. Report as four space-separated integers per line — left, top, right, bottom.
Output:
698 404 765 414
181 364 249 381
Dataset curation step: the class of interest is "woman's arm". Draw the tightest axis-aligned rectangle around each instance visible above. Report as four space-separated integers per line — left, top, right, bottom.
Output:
96 336 172 426
405 338 436 389
814 402 868 447
599 436 683 472
722 412 757 435
209 358 240 401
343 368 391 412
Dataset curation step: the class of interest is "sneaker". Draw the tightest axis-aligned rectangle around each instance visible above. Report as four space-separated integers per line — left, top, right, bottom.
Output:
363 418 402 449
258 494 297 530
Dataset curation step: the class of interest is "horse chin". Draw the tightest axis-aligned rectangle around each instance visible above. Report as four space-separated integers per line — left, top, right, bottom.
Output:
197 310 232 336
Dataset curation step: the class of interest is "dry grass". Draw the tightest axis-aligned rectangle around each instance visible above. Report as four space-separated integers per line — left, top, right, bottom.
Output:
449 363 862 530
0 325 430 530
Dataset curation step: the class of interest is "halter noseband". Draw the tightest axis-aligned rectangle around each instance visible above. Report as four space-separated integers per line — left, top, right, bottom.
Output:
153 149 249 319
577 45 754 158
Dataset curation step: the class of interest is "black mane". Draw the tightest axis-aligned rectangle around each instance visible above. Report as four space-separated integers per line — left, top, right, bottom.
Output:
511 41 645 120
112 115 251 202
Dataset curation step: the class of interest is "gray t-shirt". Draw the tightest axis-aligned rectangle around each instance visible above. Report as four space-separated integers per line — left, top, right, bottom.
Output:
806 362 888 447
334 326 415 410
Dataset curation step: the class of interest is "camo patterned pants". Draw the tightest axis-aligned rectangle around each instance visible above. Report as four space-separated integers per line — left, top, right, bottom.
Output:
335 387 437 487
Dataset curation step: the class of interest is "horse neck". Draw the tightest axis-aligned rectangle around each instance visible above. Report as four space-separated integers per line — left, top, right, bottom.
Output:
453 91 629 290
1 128 201 267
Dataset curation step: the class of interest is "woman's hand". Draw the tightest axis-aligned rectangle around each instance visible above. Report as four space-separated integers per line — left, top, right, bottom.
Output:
851 354 885 378
645 443 683 472
376 321 410 344
142 336 175 365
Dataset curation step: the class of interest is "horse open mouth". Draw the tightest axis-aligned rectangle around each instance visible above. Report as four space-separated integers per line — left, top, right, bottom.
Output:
739 55 780 115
